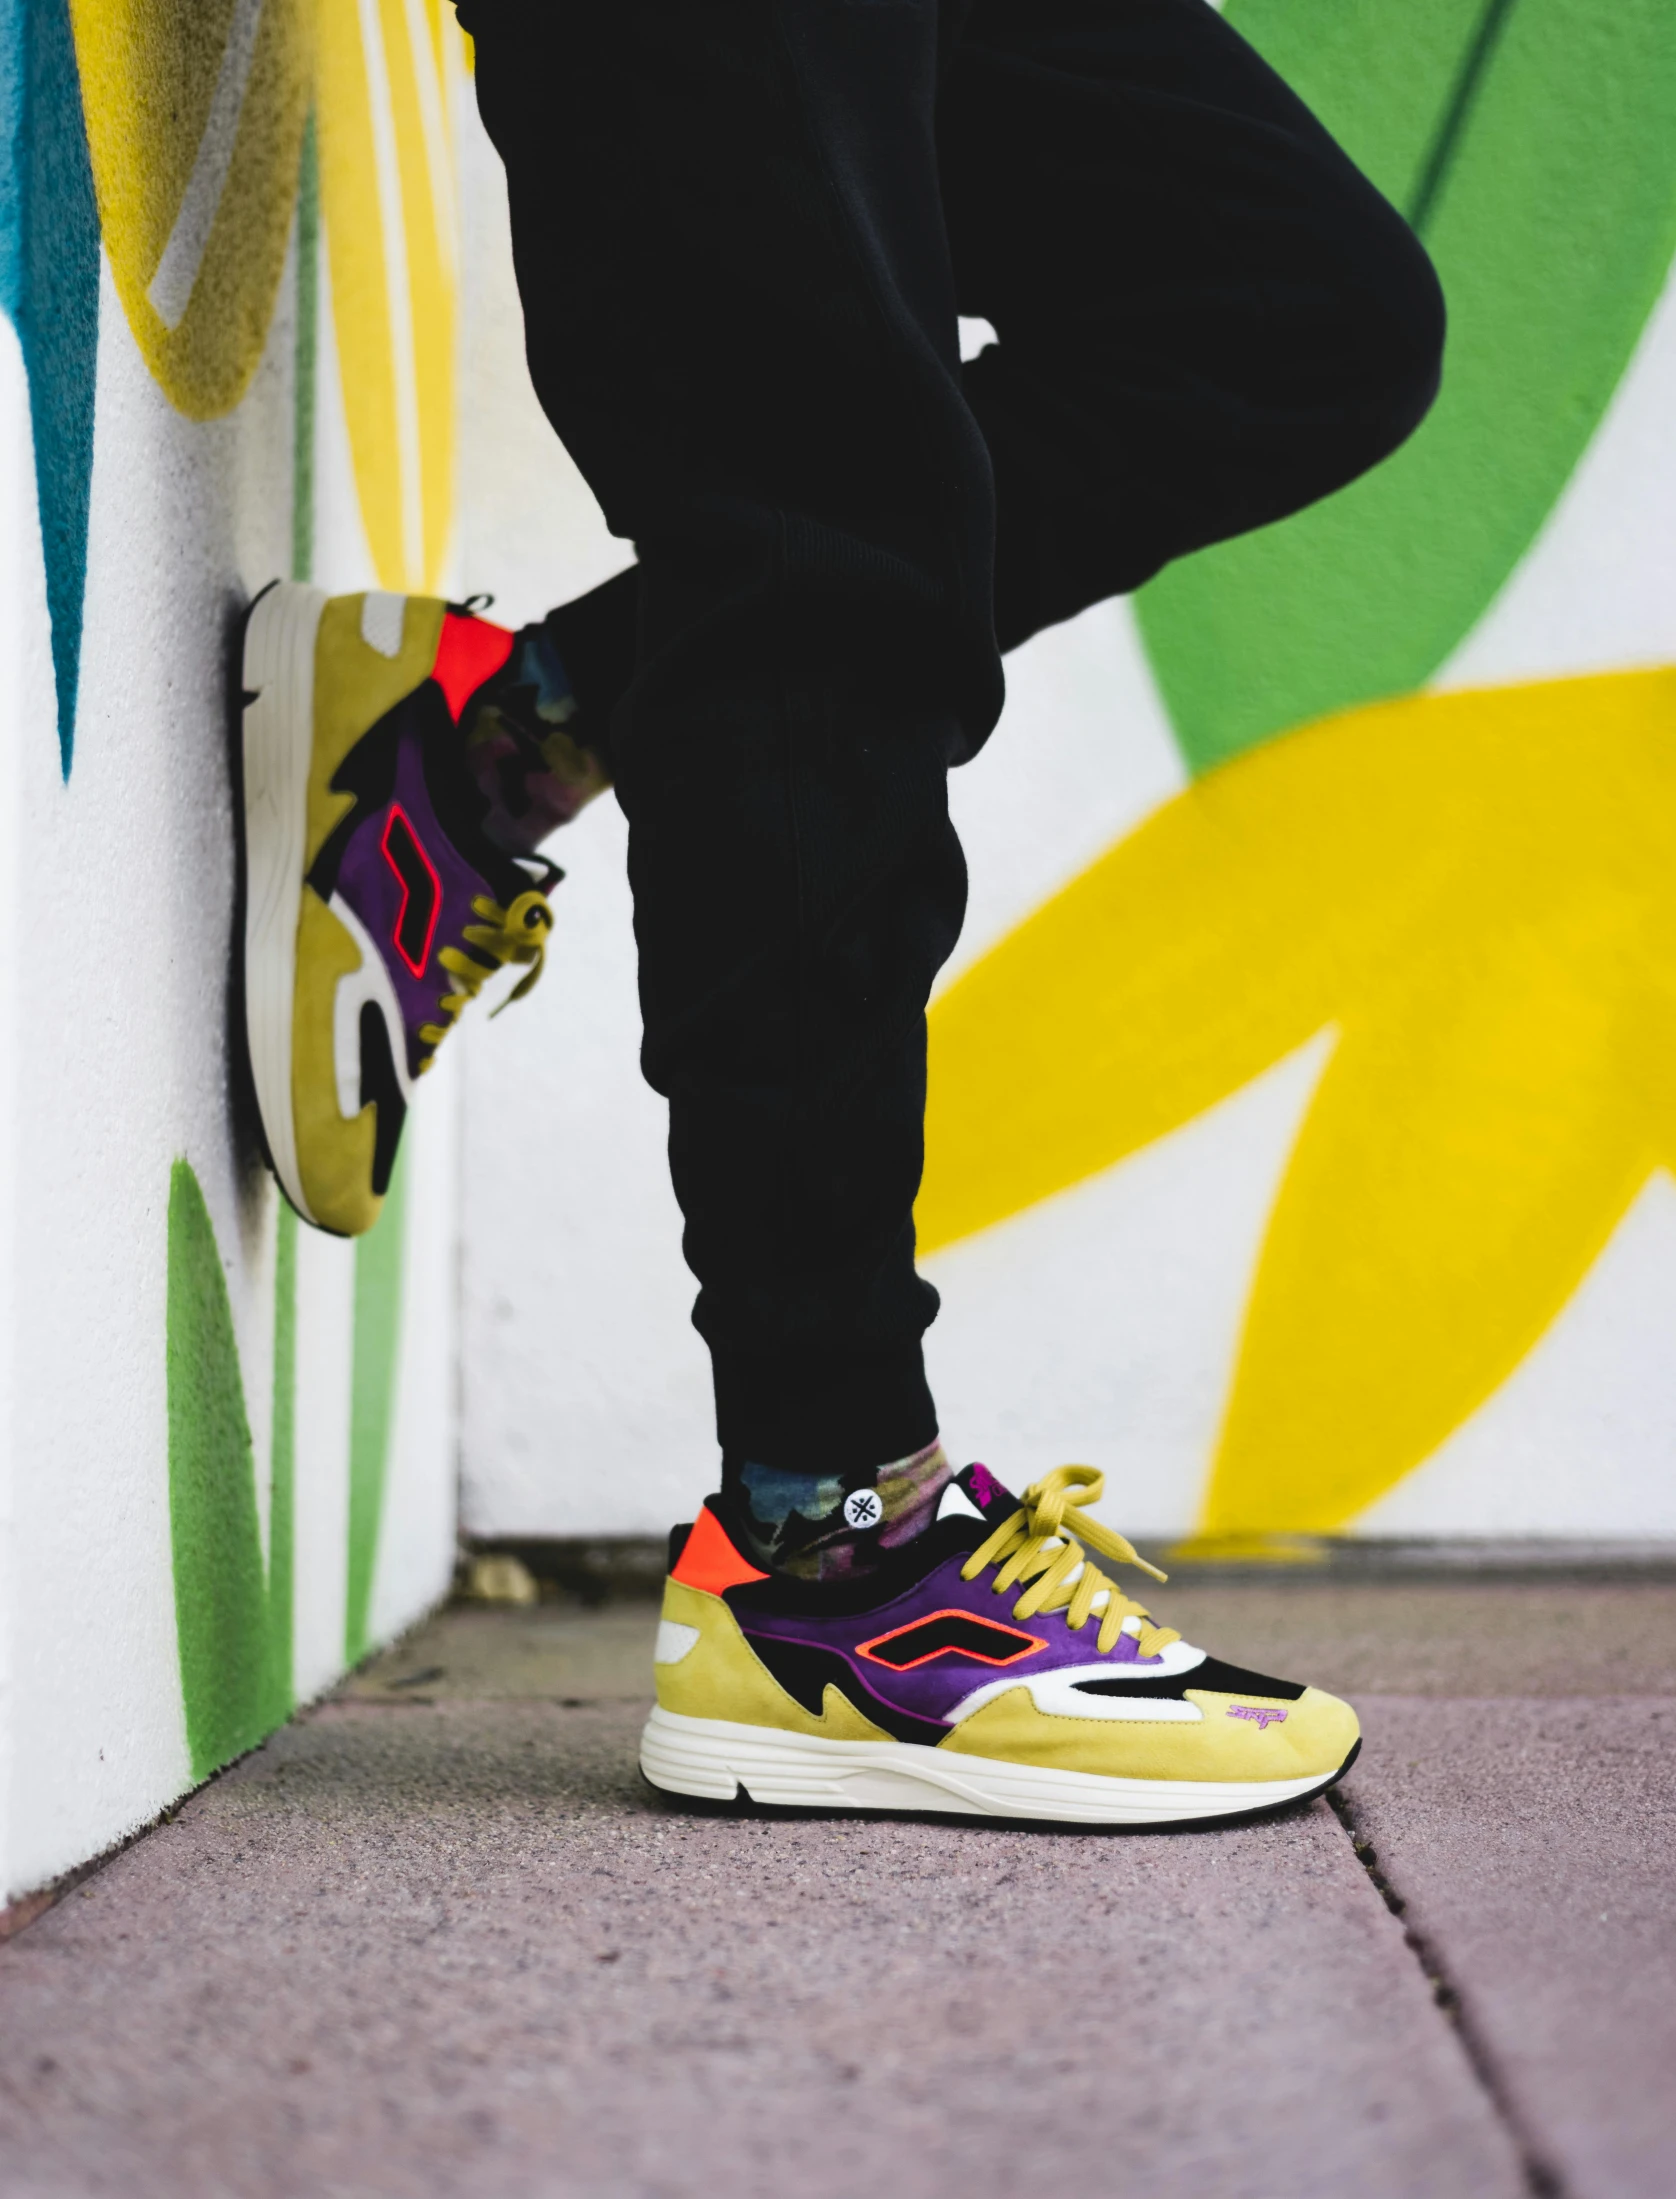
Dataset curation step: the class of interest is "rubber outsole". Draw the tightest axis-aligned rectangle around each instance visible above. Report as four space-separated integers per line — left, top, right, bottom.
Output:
639 1705 1361 1829
238 581 329 1230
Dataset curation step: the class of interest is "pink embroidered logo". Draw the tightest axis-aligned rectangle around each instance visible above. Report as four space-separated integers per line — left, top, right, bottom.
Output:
967 1462 1007 1513
1227 1705 1288 1730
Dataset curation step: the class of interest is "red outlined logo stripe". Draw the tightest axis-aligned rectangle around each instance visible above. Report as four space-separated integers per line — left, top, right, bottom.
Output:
855 1609 1047 1671
380 803 443 977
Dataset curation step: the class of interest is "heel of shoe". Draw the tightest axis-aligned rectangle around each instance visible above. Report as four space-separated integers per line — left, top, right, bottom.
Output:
241 582 328 1224
639 1706 743 1800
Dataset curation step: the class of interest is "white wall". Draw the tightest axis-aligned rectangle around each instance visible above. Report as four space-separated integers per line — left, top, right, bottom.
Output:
453 99 702 1541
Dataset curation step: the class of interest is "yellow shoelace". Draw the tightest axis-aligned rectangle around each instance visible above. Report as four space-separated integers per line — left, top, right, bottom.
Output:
417 887 554 1068
961 1464 1180 1658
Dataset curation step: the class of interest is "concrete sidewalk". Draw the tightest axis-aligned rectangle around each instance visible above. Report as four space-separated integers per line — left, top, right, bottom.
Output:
2 1576 1672 2198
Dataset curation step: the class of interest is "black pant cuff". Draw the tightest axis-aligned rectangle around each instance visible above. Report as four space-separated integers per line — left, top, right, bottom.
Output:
713 1345 937 1474
539 566 639 778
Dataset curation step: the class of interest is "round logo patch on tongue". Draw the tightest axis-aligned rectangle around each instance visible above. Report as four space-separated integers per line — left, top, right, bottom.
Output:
843 1488 884 1530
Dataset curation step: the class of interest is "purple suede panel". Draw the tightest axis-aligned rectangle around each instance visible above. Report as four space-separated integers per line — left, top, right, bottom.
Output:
333 727 500 1077
736 1549 1162 1730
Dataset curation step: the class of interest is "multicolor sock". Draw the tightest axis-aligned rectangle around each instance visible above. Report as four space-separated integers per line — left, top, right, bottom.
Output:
459 621 611 856
728 1438 953 1580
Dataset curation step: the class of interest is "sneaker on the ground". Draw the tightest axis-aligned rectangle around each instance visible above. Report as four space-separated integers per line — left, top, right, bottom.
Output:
238 583 557 1235
641 1463 1360 1826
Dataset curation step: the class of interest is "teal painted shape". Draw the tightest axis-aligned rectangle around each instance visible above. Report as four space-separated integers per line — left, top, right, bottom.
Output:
0 0 99 776
345 1145 409 1666
167 1162 293 1781
1137 0 1676 774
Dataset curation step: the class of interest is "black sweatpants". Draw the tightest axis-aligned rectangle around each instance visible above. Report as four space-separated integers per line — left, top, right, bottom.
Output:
460 0 1444 1473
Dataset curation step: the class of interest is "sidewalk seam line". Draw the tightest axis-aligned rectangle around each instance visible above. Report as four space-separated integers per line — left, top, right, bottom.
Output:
1327 1782 1567 2198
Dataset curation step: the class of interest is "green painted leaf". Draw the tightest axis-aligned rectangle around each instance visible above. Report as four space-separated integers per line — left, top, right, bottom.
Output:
1138 0 1676 773
267 1202 298 1716
345 1144 408 1665
167 1162 274 1778
167 1164 296 1779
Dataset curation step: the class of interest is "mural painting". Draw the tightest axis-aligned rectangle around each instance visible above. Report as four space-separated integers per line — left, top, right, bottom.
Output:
2 0 460 1876
7 0 1676 1903
922 0 1676 1548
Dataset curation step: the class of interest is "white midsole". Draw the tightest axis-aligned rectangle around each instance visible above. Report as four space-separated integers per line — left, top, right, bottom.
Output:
639 1705 1335 1825
241 581 328 1226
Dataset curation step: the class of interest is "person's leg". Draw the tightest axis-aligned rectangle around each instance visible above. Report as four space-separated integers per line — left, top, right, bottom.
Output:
491 0 1444 806
938 0 1445 651
443 0 1436 1823
462 0 1001 1568
459 0 1443 1578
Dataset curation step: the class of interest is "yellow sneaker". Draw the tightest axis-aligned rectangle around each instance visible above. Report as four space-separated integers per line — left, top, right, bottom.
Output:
641 1463 1359 1826
237 583 556 1235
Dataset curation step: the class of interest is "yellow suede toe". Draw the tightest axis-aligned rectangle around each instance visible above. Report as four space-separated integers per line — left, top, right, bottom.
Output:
938 1679 1358 1785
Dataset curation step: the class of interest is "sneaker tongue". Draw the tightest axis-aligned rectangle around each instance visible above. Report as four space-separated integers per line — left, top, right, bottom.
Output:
422 704 558 909
957 1461 1016 1519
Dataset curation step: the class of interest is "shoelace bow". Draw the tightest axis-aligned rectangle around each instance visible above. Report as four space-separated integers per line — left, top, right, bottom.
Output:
417 887 554 1067
961 1464 1180 1658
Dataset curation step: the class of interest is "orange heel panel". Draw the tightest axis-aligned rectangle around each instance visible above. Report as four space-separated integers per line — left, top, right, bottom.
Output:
434 611 515 721
671 1505 769 1594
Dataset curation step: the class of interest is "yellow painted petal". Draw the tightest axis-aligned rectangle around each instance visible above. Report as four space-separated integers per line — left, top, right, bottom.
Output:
923 671 1676 1257
69 0 313 419
919 776 1341 1254
318 0 456 590
922 667 1676 1527
922 679 1512 1254
1202 949 1664 1536
375 0 455 585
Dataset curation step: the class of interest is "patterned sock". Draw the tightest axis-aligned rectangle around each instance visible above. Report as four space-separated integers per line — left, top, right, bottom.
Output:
728 1439 953 1581
460 622 611 856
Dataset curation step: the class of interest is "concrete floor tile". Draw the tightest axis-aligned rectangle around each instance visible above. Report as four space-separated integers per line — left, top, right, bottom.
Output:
0 1700 1523 2199
344 1605 662 1703
1343 1696 1676 2199
1154 1579 1676 1698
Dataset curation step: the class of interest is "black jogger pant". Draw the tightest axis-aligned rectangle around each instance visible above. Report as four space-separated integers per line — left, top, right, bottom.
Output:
460 0 1445 1472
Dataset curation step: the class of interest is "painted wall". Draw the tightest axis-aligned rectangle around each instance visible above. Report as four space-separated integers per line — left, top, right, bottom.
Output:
458 0 1676 1550
0 1 467 1903
9 0 1676 1900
